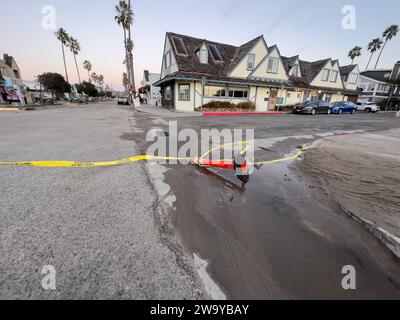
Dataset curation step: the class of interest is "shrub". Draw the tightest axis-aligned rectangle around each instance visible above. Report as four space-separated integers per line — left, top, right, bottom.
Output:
236 102 256 110
201 100 256 112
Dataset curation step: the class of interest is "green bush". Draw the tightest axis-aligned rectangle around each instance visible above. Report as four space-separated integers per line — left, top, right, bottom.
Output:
201 100 256 111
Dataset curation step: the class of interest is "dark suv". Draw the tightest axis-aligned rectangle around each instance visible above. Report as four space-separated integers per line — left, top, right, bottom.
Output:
293 100 331 115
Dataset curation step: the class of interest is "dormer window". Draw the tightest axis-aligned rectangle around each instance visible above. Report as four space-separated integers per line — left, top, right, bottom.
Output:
247 54 255 70
292 64 299 77
199 48 208 64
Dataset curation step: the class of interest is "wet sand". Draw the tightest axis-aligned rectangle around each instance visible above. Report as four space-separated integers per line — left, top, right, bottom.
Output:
296 129 400 254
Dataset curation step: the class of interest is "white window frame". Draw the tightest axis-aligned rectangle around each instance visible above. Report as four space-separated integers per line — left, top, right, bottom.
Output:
228 87 249 99
330 70 338 83
321 69 330 82
204 85 226 98
247 54 255 71
0 68 6 77
199 48 208 64
267 57 279 74
178 84 190 101
348 73 358 84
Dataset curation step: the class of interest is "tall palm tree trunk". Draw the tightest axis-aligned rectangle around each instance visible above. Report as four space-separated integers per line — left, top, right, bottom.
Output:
128 0 135 93
73 54 81 84
123 28 131 94
374 39 388 70
61 43 69 83
365 52 374 70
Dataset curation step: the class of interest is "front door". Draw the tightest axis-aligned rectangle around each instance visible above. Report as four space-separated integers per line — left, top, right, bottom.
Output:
269 89 278 111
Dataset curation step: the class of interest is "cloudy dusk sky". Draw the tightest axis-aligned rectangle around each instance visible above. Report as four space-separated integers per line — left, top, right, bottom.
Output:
1 0 399 91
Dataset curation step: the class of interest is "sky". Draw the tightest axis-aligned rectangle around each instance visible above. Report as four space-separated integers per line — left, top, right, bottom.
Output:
1 0 399 91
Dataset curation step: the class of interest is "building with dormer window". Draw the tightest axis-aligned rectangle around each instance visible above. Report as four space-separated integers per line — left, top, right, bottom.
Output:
155 32 361 112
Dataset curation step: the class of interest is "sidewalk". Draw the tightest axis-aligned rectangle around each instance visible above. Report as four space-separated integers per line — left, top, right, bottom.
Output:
133 104 201 117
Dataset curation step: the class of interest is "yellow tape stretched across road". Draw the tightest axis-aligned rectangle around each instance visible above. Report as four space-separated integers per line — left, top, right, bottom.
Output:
0 144 309 168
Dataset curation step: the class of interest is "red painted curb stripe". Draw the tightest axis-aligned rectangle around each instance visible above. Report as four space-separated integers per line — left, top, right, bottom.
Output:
203 112 285 117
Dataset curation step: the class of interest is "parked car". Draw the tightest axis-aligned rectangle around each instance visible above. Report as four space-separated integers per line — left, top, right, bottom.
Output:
356 102 380 113
330 101 357 114
293 100 331 115
117 96 129 105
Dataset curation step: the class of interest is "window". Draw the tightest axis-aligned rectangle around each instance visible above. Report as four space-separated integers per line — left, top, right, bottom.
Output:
287 93 291 98
228 88 248 99
0 68 6 77
164 51 171 69
199 48 208 64
292 64 299 77
330 70 338 82
179 84 190 101
321 69 330 81
208 44 223 62
348 73 358 84
205 86 226 97
164 86 172 100
171 36 188 56
247 54 255 70
267 58 279 74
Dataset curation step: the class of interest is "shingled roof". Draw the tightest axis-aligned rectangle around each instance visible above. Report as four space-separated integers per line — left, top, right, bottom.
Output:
281 55 299 74
361 70 392 83
228 35 265 73
166 32 237 78
339 65 357 76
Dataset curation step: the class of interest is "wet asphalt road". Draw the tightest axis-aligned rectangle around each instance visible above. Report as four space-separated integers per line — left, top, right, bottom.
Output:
0 103 201 300
1 103 400 300
132 109 400 299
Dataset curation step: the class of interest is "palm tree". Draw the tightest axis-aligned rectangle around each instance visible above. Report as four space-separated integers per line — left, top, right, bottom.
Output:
55 28 70 83
348 46 362 64
83 60 92 82
69 37 82 85
374 25 399 69
91 72 98 87
365 38 383 70
127 0 135 93
122 72 129 93
115 1 133 93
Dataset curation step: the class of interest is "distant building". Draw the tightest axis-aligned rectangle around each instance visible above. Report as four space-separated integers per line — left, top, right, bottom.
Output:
358 69 392 104
139 70 161 105
0 54 25 105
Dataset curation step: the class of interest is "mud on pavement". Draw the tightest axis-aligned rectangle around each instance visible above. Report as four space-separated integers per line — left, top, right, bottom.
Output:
130 110 400 300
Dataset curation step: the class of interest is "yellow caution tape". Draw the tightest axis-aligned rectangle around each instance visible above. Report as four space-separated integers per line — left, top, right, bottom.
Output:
0 144 309 168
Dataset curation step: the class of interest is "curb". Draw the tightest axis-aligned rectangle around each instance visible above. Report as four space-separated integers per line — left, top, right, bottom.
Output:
202 111 285 117
341 206 400 258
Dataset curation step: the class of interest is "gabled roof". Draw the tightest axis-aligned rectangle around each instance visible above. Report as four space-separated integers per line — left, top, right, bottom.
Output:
361 70 392 83
228 35 265 73
340 64 357 76
166 32 237 78
281 55 299 74
299 58 331 83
